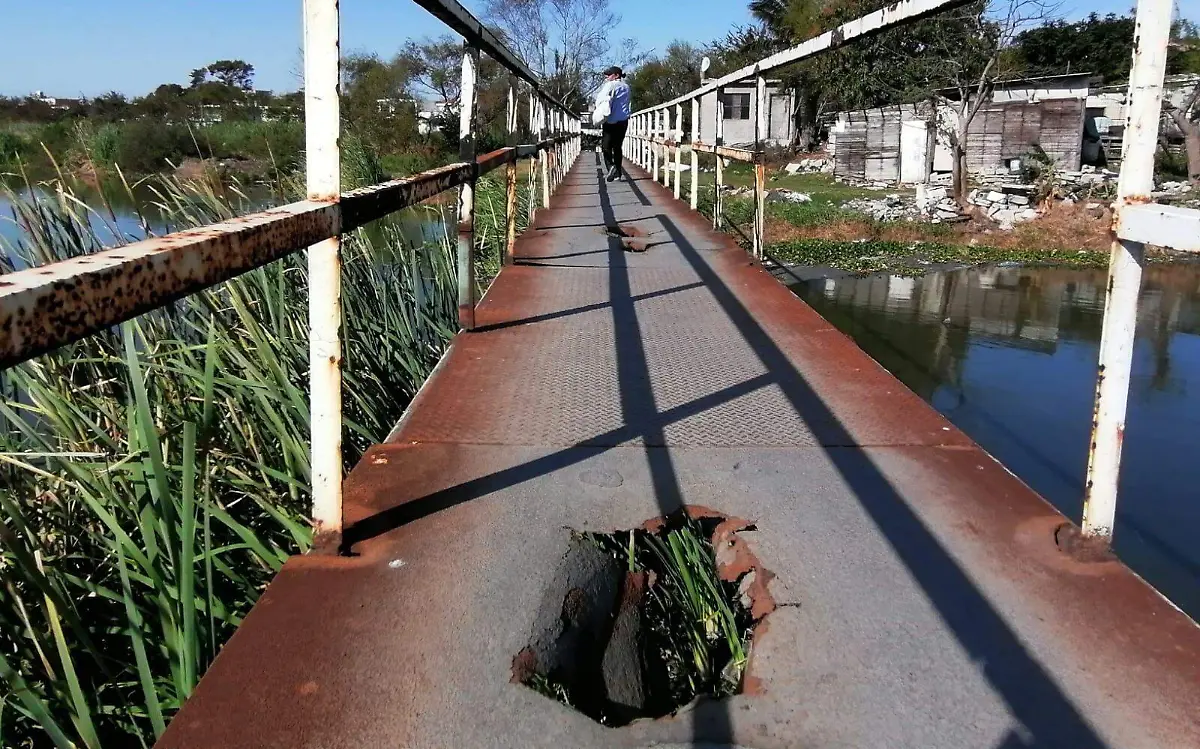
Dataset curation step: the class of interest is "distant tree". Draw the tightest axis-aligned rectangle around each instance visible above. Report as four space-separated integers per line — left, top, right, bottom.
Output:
1012 13 1134 83
189 60 255 91
341 52 421 152
482 0 642 110
397 37 511 148
1172 18 1200 75
398 37 464 108
87 91 130 122
627 42 706 120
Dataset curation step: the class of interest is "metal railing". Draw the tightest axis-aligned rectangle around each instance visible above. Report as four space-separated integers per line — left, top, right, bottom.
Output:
622 0 1200 548
0 0 582 546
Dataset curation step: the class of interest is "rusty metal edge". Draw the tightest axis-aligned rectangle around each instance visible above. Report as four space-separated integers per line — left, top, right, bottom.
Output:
692 141 761 163
0 140 582 370
0 201 339 370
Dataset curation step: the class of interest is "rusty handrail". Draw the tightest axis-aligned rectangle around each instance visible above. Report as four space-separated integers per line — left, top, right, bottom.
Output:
0 136 575 371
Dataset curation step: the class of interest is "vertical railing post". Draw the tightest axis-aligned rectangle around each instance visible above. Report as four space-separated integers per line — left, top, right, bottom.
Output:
661 109 670 188
753 72 767 261
540 100 550 209
651 111 659 181
673 103 683 200
456 43 480 330
640 114 647 169
714 87 724 231
638 113 648 170
504 79 518 265
1081 0 1171 541
304 0 342 546
528 92 538 223
690 97 700 211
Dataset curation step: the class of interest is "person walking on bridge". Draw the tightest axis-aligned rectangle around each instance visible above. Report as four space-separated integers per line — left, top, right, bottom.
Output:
594 65 631 182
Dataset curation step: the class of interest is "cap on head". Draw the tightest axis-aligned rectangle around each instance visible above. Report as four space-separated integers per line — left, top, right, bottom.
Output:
603 66 624 78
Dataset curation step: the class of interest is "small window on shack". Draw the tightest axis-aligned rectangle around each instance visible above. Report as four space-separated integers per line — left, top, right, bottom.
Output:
722 93 751 120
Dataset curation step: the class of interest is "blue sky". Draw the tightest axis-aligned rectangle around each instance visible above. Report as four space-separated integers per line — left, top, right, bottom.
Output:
0 0 1154 98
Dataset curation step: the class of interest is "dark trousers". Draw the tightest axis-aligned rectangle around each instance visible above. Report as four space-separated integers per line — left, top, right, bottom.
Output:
601 119 628 173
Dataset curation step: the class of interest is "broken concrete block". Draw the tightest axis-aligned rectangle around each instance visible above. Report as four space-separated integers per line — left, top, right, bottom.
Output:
601 571 649 715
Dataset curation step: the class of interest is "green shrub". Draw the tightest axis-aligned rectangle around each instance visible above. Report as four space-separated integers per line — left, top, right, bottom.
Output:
0 130 26 164
114 121 193 173
1156 147 1189 181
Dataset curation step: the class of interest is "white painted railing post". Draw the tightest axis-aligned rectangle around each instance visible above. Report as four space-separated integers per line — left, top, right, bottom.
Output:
1082 0 1172 541
457 43 480 330
504 80 518 265
690 97 700 210
528 92 538 223
540 99 550 208
651 111 659 182
714 87 725 230
673 103 683 200
661 109 670 188
304 0 343 547
638 115 645 168
640 114 646 169
753 72 768 261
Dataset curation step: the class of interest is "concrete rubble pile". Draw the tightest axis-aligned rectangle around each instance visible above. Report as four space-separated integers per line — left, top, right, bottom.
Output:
842 194 921 221
781 159 833 175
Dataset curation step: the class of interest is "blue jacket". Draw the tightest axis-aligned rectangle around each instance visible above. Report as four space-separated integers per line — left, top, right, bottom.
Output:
595 79 631 124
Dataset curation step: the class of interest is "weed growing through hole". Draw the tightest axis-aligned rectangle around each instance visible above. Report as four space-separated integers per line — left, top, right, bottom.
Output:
517 517 755 724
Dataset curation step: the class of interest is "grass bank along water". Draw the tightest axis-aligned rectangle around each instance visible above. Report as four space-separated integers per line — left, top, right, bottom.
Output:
0 164 530 746
697 162 1192 276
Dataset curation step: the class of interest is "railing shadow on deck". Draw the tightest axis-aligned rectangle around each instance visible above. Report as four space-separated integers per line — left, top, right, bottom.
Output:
342 155 1108 748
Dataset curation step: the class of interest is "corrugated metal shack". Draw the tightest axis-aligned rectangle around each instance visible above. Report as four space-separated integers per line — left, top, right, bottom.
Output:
828 74 1089 183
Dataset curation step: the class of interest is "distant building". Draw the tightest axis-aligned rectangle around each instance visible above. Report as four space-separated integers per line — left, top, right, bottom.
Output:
28 91 83 110
417 100 454 135
696 78 794 148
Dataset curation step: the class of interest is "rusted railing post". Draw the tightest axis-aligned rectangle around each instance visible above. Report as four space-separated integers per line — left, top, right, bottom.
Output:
456 43 480 330
304 0 343 546
753 72 767 261
673 103 683 200
504 79 518 265
1081 0 1172 541
690 97 699 210
539 99 550 208
714 87 724 230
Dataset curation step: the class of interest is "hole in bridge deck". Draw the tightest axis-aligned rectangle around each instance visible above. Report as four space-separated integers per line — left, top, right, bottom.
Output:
512 510 777 727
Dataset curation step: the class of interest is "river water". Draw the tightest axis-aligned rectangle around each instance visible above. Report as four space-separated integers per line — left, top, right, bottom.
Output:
789 264 1200 619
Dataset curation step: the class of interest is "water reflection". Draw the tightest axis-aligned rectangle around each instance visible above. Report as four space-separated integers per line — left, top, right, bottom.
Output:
791 264 1200 620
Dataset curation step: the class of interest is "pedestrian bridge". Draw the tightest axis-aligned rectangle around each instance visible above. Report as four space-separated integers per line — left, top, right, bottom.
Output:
3 0 1199 747
153 151 1200 749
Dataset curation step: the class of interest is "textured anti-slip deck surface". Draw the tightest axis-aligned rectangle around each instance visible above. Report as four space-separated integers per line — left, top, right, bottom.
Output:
159 154 1200 749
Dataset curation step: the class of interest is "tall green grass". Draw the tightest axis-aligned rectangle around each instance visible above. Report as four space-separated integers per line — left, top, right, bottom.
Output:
0 161 532 746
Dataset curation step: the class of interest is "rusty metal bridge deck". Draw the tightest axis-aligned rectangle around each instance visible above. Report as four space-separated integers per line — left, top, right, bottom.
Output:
159 155 1200 749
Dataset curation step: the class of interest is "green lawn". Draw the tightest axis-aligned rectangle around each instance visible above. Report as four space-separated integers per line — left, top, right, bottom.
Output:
689 161 910 206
